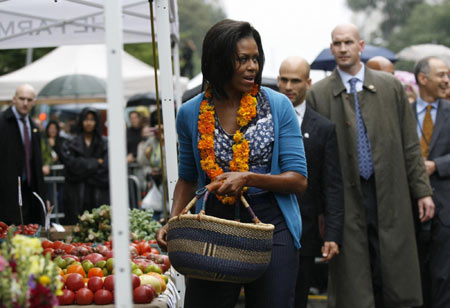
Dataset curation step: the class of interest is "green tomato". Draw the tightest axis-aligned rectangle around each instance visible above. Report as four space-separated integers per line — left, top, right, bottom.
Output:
95 260 106 269
82 260 94 273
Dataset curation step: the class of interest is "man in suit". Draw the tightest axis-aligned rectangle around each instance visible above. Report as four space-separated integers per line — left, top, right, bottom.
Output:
278 56 344 308
0 84 46 225
413 56 450 308
307 23 434 308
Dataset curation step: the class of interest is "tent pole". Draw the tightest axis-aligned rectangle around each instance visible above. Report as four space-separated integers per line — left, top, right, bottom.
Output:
153 0 178 216
148 0 168 222
25 48 33 65
104 1 132 307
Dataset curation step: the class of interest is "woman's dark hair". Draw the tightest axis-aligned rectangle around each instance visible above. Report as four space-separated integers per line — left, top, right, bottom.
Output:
77 107 102 138
201 19 265 99
150 109 163 127
45 120 60 138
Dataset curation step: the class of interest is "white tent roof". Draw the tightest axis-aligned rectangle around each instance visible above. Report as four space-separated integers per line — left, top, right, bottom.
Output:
0 0 156 49
0 44 187 102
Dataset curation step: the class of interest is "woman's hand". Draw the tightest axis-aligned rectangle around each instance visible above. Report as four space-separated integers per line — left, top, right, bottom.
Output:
213 172 250 197
213 171 307 196
156 224 169 252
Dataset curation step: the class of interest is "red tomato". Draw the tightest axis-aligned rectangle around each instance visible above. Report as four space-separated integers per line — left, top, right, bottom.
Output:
64 244 75 254
131 274 140 290
53 240 65 250
65 273 85 292
57 289 75 305
138 242 151 255
133 286 154 304
103 275 114 291
94 289 113 305
87 276 103 292
75 288 94 305
141 284 157 299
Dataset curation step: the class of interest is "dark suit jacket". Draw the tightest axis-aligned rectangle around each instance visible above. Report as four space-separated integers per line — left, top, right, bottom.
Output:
297 106 344 256
0 107 46 224
412 99 450 226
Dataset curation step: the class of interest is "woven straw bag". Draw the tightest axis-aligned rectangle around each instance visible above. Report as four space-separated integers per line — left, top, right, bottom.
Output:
167 188 274 283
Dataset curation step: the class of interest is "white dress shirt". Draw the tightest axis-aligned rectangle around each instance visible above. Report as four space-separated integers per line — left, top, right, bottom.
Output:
337 64 365 93
294 101 306 127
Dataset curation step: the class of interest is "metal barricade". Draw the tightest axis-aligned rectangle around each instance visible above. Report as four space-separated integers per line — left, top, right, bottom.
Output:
44 164 65 223
44 164 146 223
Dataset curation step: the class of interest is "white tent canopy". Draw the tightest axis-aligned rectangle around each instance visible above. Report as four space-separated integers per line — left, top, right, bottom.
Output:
0 0 157 49
0 44 187 103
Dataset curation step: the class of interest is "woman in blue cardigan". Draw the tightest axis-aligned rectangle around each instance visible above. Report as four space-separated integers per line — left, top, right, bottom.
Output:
156 19 307 308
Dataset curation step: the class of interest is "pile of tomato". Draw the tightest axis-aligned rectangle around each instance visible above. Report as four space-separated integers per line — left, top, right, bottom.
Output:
0 221 40 238
40 238 170 305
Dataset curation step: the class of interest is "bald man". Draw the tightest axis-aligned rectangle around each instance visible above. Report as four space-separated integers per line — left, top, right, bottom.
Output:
307 23 434 308
278 57 344 308
366 56 395 74
0 84 46 225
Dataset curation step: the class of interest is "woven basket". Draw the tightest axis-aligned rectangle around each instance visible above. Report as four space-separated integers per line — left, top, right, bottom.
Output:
167 190 274 283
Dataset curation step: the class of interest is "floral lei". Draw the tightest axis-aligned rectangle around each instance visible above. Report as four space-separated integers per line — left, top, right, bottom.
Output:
198 84 259 204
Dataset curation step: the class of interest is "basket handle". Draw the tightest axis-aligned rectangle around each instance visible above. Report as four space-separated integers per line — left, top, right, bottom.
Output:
177 185 263 224
240 195 262 224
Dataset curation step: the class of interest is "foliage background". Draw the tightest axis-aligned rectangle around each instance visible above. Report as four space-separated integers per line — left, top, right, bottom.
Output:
346 0 450 71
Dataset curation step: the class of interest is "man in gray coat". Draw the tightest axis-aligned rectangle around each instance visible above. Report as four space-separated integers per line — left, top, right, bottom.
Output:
412 56 450 308
307 23 435 308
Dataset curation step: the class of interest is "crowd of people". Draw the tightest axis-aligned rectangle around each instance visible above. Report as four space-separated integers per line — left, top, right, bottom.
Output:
0 17 449 308
0 90 165 226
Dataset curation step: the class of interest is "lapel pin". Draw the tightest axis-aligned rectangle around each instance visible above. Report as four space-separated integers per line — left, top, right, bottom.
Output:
304 133 309 138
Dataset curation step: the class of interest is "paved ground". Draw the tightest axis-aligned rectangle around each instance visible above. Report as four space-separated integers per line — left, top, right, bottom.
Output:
235 295 327 308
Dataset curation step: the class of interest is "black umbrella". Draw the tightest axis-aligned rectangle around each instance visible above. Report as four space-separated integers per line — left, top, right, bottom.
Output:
182 77 279 103
126 92 160 107
311 44 397 71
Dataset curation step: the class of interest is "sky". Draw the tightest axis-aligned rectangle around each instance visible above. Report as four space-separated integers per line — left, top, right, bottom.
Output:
222 0 352 80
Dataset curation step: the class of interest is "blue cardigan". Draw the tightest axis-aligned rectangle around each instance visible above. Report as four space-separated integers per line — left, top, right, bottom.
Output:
176 87 307 249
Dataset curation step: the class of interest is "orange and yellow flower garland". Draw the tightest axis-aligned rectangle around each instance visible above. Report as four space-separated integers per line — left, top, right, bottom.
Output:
198 84 259 204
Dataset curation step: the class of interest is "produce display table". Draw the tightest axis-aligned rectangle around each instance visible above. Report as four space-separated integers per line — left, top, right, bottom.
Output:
64 297 168 308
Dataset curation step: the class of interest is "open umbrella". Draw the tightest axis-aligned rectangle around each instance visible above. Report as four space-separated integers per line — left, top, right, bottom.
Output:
311 44 397 71
126 92 160 107
397 44 450 65
37 74 106 105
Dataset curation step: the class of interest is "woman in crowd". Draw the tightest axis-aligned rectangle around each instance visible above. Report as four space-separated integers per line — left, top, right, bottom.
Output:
41 120 65 175
156 19 307 308
137 110 165 219
60 107 109 225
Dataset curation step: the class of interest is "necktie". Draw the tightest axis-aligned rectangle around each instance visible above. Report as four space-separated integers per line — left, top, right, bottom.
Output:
420 104 434 158
349 78 374 180
20 117 32 186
